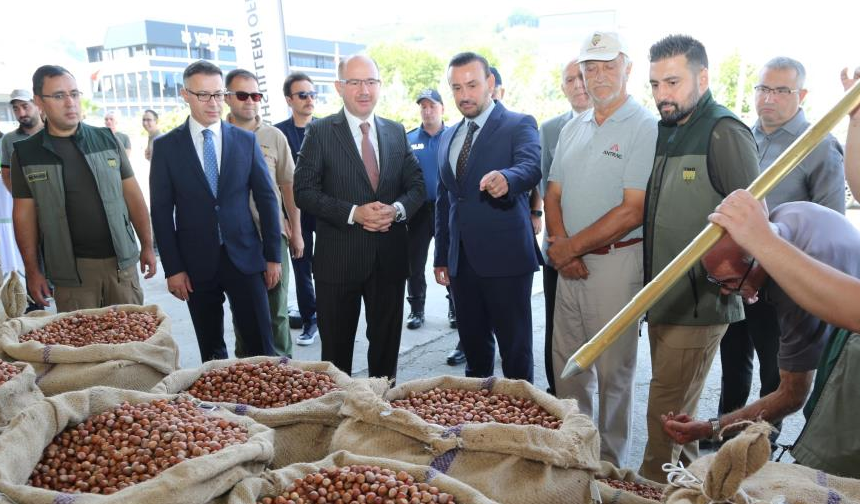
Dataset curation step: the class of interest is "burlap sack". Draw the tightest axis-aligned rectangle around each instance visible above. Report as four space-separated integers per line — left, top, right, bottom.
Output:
664 422 860 504
595 460 666 503
0 304 179 395
152 357 364 468
0 362 44 429
219 450 501 504
0 271 27 319
0 386 274 504
330 375 600 504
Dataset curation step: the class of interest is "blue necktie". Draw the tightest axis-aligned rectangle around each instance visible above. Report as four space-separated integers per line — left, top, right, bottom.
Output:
202 129 218 196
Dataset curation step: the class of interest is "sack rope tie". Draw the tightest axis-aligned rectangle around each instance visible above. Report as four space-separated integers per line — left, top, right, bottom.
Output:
663 461 785 504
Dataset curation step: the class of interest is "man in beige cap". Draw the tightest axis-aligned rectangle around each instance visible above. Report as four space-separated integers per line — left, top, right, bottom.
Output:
545 31 656 467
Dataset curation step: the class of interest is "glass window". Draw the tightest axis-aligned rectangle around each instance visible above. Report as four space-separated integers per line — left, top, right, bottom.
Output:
114 74 126 102
151 71 163 100
126 73 139 99
163 72 177 98
219 48 236 62
138 71 151 102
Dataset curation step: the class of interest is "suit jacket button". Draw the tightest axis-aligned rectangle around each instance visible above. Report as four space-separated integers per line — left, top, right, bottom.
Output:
215 205 220 211
458 197 465 202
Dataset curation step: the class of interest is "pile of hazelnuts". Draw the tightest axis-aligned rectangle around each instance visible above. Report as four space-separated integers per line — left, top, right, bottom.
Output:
258 465 458 504
20 311 159 347
389 387 561 429
600 478 663 501
186 361 339 409
0 361 21 386
28 397 249 494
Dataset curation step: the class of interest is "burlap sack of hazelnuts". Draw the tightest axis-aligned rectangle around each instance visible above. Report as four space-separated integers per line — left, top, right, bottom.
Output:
663 422 860 504
0 361 44 430
0 304 179 395
218 450 501 504
330 375 601 504
595 460 666 503
152 357 367 469
0 386 274 504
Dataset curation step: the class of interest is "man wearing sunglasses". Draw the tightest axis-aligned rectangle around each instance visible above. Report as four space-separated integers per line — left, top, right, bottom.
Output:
275 72 317 346
661 194 860 453
709 56 846 449
225 68 302 359
150 60 282 362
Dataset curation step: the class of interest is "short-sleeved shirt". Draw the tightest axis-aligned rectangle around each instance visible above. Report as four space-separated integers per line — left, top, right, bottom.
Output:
407 123 447 202
234 115 294 237
548 95 657 240
113 131 131 151
753 109 845 213
2 128 34 168
11 132 134 258
765 202 860 372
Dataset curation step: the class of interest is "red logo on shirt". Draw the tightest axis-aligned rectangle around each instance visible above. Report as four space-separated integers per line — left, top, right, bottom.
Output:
603 143 622 159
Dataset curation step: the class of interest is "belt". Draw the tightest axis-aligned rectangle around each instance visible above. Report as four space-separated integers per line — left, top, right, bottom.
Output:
588 238 642 255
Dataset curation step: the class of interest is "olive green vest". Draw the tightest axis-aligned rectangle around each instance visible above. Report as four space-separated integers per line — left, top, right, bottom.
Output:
14 123 139 287
644 90 745 326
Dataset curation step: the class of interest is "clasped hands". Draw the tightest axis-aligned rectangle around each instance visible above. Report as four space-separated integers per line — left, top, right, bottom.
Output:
354 201 397 232
546 236 589 280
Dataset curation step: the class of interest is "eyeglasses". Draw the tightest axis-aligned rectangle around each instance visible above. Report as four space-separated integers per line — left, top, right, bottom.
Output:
230 91 264 102
754 85 800 96
707 259 756 293
339 78 381 89
40 91 83 101
186 90 227 102
290 91 318 100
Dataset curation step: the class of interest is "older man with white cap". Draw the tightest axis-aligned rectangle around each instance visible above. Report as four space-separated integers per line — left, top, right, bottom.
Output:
544 30 657 467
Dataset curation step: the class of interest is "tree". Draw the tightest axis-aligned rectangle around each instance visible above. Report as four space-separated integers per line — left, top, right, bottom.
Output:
368 43 444 102
714 50 757 119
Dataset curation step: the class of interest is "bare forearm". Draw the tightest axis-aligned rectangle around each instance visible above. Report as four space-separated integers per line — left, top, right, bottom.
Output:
568 205 642 256
12 201 42 273
544 187 566 238
1 168 10 193
281 184 302 236
719 369 812 433
751 231 860 332
123 180 153 248
529 187 542 211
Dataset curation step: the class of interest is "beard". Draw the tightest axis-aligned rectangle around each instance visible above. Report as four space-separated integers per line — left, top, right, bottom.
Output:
18 116 36 128
657 87 700 125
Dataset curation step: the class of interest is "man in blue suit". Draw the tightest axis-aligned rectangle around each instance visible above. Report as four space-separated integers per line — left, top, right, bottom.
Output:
434 52 542 382
150 60 282 362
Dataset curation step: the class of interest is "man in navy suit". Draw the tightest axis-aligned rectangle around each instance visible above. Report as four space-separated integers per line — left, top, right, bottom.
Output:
434 52 542 382
150 60 282 362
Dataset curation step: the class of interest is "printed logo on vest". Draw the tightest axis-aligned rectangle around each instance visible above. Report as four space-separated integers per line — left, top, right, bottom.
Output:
26 171 48 182
683 167 696 182
602 143 622 160
107 158 118 168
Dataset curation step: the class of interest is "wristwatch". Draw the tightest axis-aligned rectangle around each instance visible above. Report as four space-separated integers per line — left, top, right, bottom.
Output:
708 417 721 442
530 210 543 217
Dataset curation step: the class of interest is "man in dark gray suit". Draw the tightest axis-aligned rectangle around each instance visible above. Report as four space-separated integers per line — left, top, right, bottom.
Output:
294 54 426 379
538 57 592 395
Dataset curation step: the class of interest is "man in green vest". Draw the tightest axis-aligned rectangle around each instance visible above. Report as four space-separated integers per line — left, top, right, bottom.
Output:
10 65 156 312
639 35 761 480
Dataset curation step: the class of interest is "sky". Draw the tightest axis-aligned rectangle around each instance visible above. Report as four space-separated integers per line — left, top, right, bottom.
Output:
1 0 856 118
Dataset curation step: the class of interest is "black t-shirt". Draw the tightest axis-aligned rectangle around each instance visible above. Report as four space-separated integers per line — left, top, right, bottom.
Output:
11 133 134 259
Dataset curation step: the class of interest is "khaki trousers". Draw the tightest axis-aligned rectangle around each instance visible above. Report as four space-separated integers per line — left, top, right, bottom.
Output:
639 322 726 480
552 242 642 468
54 257 143 313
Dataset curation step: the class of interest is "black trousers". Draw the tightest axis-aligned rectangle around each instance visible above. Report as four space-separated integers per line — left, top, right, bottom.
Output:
187 246 276 362
289 212 317 325
315 270 406 379
543 264 558 395
718 300 782 419
406 201 433 312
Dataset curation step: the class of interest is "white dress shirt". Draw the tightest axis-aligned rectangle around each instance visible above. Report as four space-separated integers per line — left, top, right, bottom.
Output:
188 116 223 173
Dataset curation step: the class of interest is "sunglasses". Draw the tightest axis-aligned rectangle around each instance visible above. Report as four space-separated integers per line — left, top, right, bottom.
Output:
291 91 318 100
230 91 264 102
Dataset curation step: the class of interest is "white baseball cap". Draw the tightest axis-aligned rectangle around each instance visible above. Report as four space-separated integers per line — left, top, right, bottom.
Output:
579 31 628 62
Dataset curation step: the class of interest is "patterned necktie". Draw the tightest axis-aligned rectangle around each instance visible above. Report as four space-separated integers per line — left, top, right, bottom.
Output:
359 121 379 191
456 121 479 181
202 128 219 196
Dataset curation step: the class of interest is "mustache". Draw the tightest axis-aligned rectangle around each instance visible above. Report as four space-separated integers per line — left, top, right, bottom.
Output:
657 101 679 110
458 100 476 108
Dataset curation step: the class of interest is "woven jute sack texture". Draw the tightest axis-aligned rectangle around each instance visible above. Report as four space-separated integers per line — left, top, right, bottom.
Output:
664 422 860 504
0 386 274 504
152 357 368 468
330 375 601 504
0 361 44 430
217 450 501 504
0 304 179 395
594 460 666 504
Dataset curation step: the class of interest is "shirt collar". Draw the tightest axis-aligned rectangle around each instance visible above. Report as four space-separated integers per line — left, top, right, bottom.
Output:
467 99 495 129
226 113 263 132
343 108 376 135
189 116 222 140
420 122 445 138
753 108 807 138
